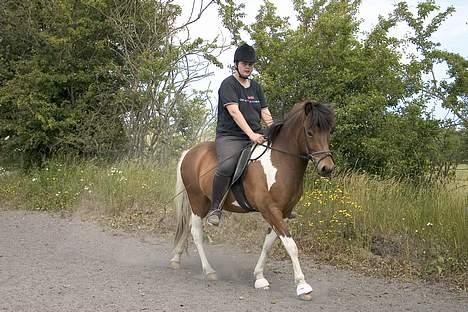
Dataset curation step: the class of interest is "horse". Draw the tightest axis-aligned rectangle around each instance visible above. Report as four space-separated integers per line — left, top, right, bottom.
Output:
170 100 335 301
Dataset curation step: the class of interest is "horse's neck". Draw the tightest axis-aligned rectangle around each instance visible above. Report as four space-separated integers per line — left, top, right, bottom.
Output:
271 118 308 178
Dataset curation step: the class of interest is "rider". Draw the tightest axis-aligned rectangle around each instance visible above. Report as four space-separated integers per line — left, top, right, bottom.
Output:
206 43 274 226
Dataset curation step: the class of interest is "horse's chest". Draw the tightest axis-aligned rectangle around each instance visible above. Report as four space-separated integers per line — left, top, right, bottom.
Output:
250 148 277 191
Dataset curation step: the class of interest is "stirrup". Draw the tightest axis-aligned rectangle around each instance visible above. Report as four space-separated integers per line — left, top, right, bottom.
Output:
206 209 223 226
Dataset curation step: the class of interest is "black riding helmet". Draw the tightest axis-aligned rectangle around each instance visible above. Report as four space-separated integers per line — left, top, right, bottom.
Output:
234 43 256 63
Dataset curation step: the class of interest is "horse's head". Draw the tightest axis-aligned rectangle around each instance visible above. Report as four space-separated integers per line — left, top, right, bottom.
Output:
265 100 336 176
302 100 335 177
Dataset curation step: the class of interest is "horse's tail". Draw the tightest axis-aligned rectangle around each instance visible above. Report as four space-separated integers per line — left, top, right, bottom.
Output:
173 150 191 255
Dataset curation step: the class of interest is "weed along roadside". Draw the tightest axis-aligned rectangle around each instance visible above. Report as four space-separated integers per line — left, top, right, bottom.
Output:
0 160 466 290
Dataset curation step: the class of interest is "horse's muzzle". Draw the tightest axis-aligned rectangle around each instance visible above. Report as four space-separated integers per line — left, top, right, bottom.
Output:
318 163 334 177
308 151 334 177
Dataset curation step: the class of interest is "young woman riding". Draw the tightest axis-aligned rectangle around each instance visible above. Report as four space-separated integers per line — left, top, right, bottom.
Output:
206 43 274 226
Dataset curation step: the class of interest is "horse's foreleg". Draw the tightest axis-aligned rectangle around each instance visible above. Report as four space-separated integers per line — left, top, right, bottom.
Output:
266 210 313 300
278 234 313 300
253 227 277 289
191 213 217 280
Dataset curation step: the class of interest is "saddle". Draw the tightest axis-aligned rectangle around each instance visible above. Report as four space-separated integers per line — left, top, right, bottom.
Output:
229 143 269 212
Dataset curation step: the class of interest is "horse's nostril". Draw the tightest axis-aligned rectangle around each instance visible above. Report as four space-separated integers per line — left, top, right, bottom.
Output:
320 165 334 176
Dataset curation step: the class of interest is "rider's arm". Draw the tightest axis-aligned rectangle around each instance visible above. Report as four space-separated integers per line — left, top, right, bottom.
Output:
226 103 265 144
261 107 273 126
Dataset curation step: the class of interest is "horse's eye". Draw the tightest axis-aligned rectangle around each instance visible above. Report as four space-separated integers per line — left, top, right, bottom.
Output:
306 129 314 137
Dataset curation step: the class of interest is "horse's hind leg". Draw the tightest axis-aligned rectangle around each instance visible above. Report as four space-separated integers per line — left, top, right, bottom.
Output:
191 213 217 280
170 219 191 269
170 242 185 269
253 227 277 290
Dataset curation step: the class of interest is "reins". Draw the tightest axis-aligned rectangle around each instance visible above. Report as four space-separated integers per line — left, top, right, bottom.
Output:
257 141 333 172
257 142 308 161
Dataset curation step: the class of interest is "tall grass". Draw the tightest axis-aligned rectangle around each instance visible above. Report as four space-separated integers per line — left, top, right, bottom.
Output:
291 170 467 286
0 159 176 219
0 160 466 287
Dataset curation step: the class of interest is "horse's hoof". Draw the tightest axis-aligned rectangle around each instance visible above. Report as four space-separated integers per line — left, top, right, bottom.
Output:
169 261 180 270
206 272 218 281
297 283 313 300
254 278 270 290
298 292 313 301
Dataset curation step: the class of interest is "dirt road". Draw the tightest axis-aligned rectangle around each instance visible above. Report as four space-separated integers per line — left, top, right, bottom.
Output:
0 210 466 312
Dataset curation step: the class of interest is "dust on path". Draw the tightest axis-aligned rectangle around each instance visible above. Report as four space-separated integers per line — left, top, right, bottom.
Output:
0 210 466 312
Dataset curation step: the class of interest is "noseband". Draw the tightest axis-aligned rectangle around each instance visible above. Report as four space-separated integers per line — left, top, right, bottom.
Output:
302 127 334 171
306 150 334 170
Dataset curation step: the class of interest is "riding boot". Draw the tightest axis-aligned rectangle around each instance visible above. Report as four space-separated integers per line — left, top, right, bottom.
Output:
206 174 231 226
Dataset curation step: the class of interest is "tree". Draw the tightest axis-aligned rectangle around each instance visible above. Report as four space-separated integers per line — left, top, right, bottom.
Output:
393 0 467 128
108 0 221 158
0 0 126 166
248 0 405 174
242 0 463 179
0 0 224 166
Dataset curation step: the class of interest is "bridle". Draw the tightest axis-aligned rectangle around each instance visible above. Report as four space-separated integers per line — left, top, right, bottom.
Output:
256 126 333 172
302 127 334 171
255 108 334 172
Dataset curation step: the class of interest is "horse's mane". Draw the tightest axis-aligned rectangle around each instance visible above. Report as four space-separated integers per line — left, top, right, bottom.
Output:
265 100 335 143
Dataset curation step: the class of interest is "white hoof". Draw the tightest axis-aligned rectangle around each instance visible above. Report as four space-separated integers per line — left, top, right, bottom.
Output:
296 282 313 297
298 292 313 301
254 278 270 290
206 272 218 281
169 261 180 270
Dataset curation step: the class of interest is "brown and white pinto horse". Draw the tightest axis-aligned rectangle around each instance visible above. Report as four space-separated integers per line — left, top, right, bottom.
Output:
170 100 335 300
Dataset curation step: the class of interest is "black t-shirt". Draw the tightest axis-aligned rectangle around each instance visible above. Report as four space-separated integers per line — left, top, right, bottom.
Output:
216 75 267 137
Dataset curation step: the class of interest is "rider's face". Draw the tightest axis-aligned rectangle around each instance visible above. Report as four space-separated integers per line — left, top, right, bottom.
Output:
237 61 255 77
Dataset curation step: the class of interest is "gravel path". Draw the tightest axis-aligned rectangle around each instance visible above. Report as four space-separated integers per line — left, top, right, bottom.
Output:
0 210 466 312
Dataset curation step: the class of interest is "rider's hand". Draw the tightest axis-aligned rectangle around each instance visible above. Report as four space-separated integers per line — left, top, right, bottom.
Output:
249 132 265 144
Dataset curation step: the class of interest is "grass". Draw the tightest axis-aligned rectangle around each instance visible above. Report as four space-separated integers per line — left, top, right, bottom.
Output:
0 160 466 289
289 172 467 286
0 160 176 226
456 164 468 182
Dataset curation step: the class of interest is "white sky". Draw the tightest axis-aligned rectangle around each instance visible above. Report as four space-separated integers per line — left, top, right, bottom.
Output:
176 0 468 119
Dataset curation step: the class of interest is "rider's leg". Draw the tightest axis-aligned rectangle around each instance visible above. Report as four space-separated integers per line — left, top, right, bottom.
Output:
206 173 231 226
206 135 249 226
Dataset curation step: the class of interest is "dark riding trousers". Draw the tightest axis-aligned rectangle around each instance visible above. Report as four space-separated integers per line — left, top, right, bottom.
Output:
215 135 251 177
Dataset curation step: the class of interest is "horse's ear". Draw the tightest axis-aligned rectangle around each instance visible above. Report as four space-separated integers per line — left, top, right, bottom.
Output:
304 100 316 115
